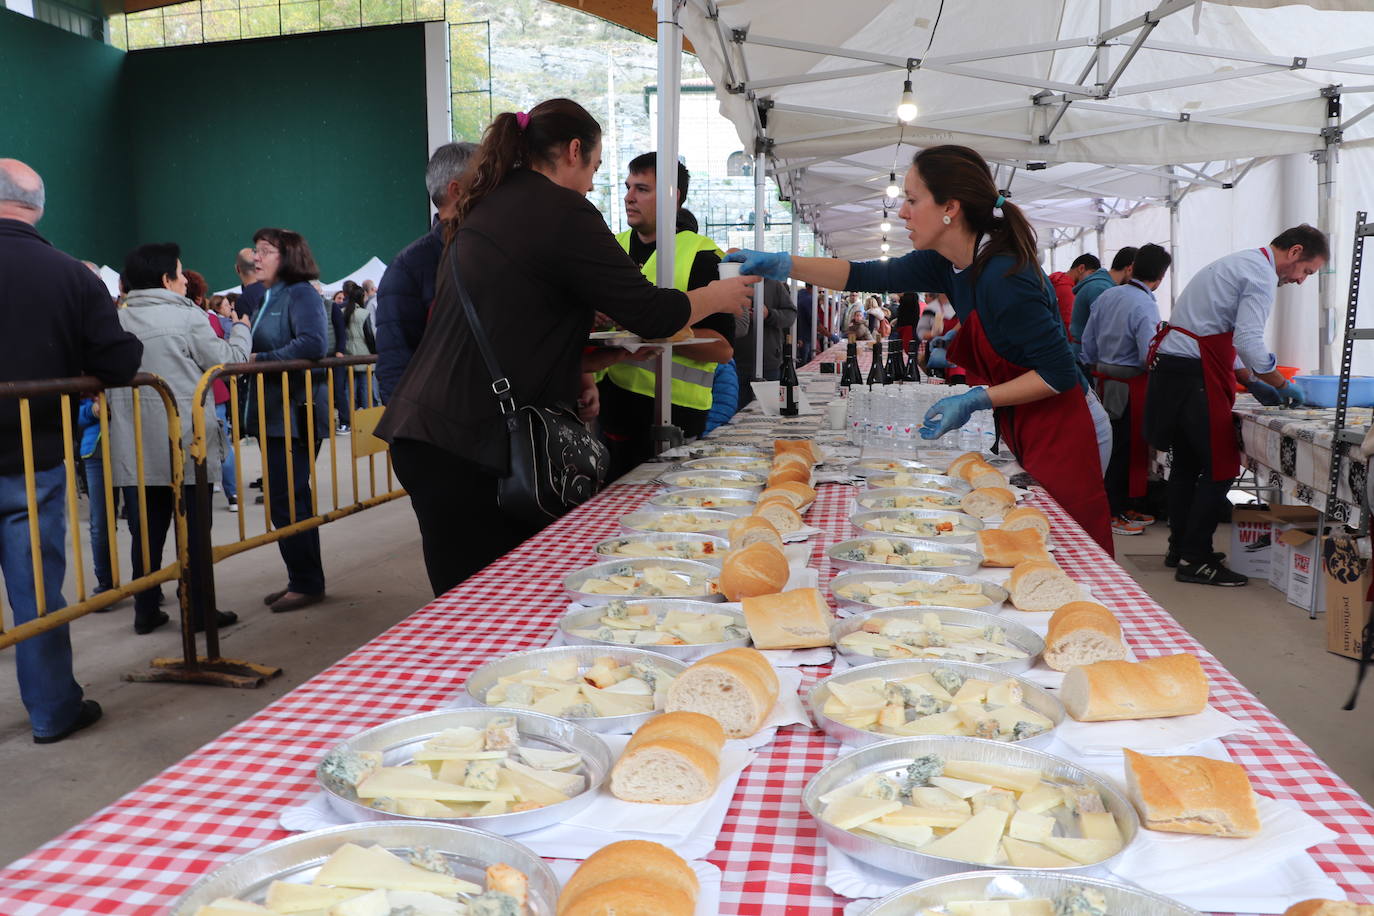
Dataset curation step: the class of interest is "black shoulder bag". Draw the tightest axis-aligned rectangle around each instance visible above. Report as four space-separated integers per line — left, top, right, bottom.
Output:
446 251 609 526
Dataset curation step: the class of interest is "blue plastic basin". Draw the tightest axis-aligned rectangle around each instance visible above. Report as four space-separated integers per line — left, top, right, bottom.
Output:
1292 375 1374 408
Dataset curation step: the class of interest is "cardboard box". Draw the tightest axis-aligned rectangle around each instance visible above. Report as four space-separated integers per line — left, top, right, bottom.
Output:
1259 506 1320 593
1324 534 1373 660
1229 505 1273 579
1283 527 1320 610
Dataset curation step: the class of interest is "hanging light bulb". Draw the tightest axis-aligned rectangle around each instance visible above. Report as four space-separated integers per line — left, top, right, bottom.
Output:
880 210 892 234
885 171 900 199
880 238 891 253
897 78 918 123
880 255 890 262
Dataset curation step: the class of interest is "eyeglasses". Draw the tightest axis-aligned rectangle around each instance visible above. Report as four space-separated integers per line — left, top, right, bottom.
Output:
254 245 279 257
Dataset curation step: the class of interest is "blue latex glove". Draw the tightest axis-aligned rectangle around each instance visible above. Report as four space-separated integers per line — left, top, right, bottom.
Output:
723 249 792 282
1277 381 1306 408
1243 377 1282 406
920 387 993 440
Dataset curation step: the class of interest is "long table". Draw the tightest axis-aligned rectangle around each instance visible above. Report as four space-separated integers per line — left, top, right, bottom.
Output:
1 365 1372 914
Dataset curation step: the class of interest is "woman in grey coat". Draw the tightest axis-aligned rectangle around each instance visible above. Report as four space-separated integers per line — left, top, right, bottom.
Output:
107 243 251 634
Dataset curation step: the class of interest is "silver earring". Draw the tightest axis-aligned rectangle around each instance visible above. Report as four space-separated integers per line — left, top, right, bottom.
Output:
942 215 952 225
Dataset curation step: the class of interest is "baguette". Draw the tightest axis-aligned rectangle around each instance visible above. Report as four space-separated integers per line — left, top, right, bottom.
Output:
719 541 790 601
966 466 1008 490
559 878 695 916
1001 506 1051 539
945 452 985 479
666 647 779 738
1284 903 1374 916
975 528 1052 567
771 451 813 473
767 464 812 487
1062 654 1209 721
742 587 833 649
1043 602 1127 671
1008 559 1080 611
556 840 699 915
758 481 816 510
1124 748 1261 837
961 486 1016 519
728 515 783 551
753 500 804 535
610 712 724 804
773 438 821 464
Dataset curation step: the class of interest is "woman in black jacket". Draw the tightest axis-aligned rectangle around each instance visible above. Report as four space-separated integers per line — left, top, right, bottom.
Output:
377 98 756 595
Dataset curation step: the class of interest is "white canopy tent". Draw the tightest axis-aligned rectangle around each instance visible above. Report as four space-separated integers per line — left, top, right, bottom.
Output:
660 0 1374 374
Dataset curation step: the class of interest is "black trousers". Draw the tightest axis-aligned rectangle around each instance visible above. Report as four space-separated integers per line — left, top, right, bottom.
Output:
390 438 545 597
122 484 208 623
1105 412 1134 518
1145 356 1233 563
597 380 707 483
263 436 325 595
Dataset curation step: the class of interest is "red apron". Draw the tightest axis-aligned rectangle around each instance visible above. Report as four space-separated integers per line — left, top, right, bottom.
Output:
948 311 1115 556
1091 370 1151 498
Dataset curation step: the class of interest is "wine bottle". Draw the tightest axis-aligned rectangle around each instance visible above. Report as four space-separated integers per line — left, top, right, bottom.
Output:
905 340 921 382
886 333 906 383
840 336 861 392
779 332 799 416
867 337 886 388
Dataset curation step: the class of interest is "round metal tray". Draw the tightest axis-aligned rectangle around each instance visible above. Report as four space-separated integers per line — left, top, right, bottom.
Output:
849 508 984 543
859 869 1202 915
863 472 971 493
848 457 941 477
657 468 766 491
808 658 1063 749
830 570 1008 616
169 821 560 916
804 736 1139 881
857 487 969 512
464 645 689 734
828 536 984 576
592 532 728 566
558 599 750 660
648 487 759 510
680 455 773 472
831 606 1043 672
316 708 613 835
619 507 742 535
682 443 770 460
564 557 722 605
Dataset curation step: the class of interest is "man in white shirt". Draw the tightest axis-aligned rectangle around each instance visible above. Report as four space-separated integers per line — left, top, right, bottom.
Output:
1145 224 1328 587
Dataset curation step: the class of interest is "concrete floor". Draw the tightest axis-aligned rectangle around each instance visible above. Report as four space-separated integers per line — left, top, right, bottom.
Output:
0 493 1370 868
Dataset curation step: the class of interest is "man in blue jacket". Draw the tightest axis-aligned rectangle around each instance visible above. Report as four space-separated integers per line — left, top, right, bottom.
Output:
374 141 477 403
1068 248 1136 358
0 159 143 743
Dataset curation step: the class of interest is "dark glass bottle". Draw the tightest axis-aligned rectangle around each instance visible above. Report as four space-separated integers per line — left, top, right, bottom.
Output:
886 333 906 383
840 337 862 392
905 340 921 382
866 337 886 387
779 332 799 416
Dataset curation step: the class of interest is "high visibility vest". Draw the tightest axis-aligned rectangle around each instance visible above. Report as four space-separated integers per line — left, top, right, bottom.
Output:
605 229 722 411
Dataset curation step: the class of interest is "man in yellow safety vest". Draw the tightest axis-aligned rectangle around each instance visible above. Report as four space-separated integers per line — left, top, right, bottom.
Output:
598 152 734 479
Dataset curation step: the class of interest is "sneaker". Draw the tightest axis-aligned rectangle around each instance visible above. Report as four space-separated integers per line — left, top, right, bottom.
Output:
1164 549 1225 568
1111 515 1145 536
1123 509 1156 526
1175 559 1248 586
249 477 262 490
226 495 238 510
336 424 350 434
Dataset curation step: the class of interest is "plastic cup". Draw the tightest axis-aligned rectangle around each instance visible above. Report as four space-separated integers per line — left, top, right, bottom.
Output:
718 262 742 280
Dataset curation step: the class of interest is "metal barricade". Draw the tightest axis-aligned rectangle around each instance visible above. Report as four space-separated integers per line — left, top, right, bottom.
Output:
0 373 189 651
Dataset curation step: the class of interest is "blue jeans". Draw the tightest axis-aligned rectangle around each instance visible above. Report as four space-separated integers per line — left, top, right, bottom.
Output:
82 454 115 591
0 465 85 737
216 402 237 500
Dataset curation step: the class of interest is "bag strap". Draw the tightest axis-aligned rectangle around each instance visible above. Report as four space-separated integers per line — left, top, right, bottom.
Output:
445 242 519 428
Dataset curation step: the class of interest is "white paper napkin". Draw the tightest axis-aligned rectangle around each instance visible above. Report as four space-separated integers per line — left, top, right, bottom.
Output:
1054 705 1258 757
734 666 813 750
760 646 834 666
824 843 914 901
784 525 824 542
548 858 723 916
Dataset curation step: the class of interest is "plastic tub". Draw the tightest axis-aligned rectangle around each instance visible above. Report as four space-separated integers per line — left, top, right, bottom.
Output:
1292 374 1374 408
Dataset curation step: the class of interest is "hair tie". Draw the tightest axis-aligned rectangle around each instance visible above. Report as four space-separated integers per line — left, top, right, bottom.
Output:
992 193 1006 219
515 111 530 131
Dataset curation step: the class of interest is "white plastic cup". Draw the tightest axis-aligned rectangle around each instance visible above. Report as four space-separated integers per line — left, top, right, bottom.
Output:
718 262 742 280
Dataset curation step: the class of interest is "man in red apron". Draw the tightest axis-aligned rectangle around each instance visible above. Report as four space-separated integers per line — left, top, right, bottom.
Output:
1144 225 1329 586
1079 243 1173 536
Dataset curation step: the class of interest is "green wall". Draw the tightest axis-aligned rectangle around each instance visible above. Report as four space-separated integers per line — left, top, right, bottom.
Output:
0 7 132 263
0 14 430 287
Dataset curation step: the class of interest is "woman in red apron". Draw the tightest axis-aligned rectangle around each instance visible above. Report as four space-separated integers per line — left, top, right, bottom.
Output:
725 145 1115 555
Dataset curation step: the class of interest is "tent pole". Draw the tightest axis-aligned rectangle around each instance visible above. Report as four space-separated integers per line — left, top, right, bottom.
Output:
753 143 767 382
790 198 801 359
1317 87 1341 375
1168 165 1181 313
653 0 683 452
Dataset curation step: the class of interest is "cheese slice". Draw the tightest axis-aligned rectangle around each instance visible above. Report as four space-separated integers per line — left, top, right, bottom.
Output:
265 881 365 913
1039 834 1121 864
1015 782 1063 814
879 806 972 829
895 710 968 737
918 808 1009 864
948 900 1054 916
411 749 509 763
580 685 654 717
940 760 1042 793
907 787 968 810
355 768 514 803
499 767 571 807
394 797 461 818
331 889 391 916
1080 811 1122 845
951 679 993 704
192 900 274 916
822 796 901 830
504 759 584 795
529 686 582 715
1001 836 1078 868
858 820 934 848
929 776 992 799
313 844 480 895
1007 810 1056 843
385 890 466 916
517 746 582 770
825 680 888 712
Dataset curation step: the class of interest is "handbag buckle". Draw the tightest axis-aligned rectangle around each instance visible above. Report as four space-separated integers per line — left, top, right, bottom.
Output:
492 377 512 396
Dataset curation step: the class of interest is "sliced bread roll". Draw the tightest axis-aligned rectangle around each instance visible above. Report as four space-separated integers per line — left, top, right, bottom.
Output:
772 450 813 472
754 500 804 535
945 452 985 479
1002 506 1051 539
961 486 1016 519
1043 602 1128 671
975 528 1051 567
610 712 724 805
773 438 821 464
559 877 696 916
666 647 780 738
742 587 833 649
728 515 783 550
719 541 790 601
968 467 1007 490
556 840 699 915
1124 748 1261 837
1284 902 1374 916
1062 653 1209 721
758 481 816 510
1008 559 1080 611
767 464 812 487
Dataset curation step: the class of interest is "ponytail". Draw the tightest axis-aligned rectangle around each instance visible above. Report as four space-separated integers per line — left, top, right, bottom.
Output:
450 98 602 226
912 145 1038 282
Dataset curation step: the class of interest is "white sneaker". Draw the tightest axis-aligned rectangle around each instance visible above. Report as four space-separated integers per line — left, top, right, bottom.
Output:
1111 515 1144 536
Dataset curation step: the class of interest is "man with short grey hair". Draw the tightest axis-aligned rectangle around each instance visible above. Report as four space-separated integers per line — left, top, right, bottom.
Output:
374 141 479 402
0 158 143 743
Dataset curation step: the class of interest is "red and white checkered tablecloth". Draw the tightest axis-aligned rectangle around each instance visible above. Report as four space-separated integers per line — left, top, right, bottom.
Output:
1 434 1372 912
